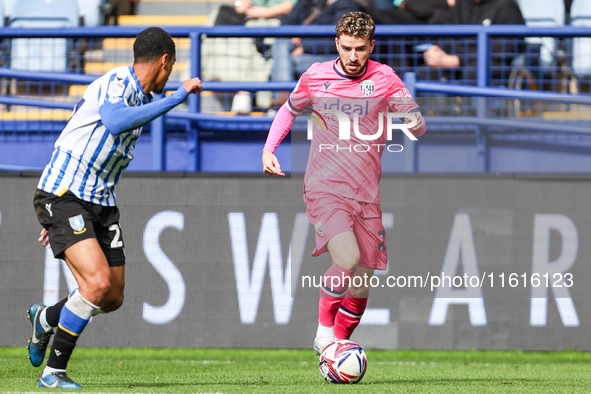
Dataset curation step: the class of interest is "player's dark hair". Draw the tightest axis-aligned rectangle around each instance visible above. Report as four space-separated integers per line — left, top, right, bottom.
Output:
336 12 375 42
133 27 176 64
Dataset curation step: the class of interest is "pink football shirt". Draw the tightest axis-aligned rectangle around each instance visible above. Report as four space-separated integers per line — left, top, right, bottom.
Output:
268 58 420 204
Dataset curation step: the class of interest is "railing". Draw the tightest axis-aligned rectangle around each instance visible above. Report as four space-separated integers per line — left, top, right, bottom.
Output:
1 25 591 172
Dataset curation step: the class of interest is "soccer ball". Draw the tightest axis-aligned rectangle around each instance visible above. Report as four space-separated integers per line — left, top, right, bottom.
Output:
318 340 367 384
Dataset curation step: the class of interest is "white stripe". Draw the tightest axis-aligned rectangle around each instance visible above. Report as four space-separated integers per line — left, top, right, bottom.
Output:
338 307 362 319
320 286 346 297
286 100 302 115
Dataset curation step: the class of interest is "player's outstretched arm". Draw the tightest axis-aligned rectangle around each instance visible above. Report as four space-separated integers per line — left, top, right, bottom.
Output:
262 103 297 176
99 78 202 135
262 149 285 176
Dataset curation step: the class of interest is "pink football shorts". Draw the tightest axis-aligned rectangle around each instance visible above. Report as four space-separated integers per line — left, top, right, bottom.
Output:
304 190 388 270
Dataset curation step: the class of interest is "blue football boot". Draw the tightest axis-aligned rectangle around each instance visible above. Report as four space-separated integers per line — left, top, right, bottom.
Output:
39 372 83 389
27 303 53 367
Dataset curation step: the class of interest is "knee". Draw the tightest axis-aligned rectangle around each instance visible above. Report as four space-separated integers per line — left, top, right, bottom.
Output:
91 276 112 298
101 291 124 313
334 254 360 271
83 273 112 302
348 285 369 298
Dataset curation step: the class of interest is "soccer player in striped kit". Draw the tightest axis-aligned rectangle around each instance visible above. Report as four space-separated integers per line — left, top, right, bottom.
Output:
262 12 426 355
28 27 202 389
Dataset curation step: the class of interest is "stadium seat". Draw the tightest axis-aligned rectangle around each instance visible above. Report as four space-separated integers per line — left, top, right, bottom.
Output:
1 0 17 18
76 0 103 27
9 0 80 72
570 0 591 77
516 0 565 72
117 15 209 26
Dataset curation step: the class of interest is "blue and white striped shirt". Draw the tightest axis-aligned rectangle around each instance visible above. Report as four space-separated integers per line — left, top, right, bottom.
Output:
38 66 188 206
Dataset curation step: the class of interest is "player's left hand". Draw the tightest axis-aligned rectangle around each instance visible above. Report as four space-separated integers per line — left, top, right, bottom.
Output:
182 78 202 95
38 228 50 248
406 112 426 137
262 149 285 176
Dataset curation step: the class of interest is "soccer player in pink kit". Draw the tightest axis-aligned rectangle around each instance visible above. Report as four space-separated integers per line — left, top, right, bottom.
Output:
262 11 426 354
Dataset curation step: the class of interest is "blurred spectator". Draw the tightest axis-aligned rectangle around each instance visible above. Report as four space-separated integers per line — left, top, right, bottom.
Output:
370 0 452 25
423 0 525 78
103 0 136 25
214 0 296 25
270 0 365 101
564 0 573 15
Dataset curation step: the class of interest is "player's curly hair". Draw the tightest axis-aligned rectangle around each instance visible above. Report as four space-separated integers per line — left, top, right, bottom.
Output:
133 27 176 64
336 12 375 42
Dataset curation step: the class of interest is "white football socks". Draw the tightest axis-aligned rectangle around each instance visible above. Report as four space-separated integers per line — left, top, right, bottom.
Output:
38 307 53 333
42 366 66 377
316 323 335 343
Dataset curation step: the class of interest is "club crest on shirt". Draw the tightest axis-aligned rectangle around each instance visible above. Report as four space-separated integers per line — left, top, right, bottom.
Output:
68 214 87 235
360 80 375 96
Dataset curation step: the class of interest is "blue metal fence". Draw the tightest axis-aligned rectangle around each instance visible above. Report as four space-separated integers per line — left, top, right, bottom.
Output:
1 25 591 172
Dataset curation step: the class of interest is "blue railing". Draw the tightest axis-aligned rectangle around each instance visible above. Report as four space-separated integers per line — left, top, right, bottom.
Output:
1 25 591 172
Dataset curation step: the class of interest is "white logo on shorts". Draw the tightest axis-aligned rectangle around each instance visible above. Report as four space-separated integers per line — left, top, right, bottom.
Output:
315 221 324 237
45 203 53 217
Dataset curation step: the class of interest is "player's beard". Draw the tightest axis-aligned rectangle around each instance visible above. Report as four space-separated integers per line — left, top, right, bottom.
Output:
345 61 364 76
339 55 366 76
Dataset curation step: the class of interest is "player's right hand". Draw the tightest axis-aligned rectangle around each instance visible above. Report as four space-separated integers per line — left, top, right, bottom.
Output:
262 149 285 176
38 228 50 248
182 78 202 95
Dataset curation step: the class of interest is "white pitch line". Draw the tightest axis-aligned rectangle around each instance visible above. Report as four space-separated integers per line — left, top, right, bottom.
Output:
5 392 227 394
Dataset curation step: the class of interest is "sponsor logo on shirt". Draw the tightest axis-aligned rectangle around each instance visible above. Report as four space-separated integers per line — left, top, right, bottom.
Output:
304 98 420 153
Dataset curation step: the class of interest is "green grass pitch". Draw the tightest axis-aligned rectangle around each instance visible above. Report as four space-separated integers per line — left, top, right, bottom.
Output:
1 347 591 393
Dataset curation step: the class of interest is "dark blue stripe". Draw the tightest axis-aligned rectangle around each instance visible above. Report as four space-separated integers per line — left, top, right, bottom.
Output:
41 147 60 190
332 59 368 80
100 188 111 207
340 305 363 318
50 150 72 194
90 135 120 202
287 97 304 113
79 130 110 200
104 73 118 100
321 282 347 297
128 66 147 97
111 134 138 190
59 305 89 335
97 85 101 101
68 122 101 191
99 132 134 205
